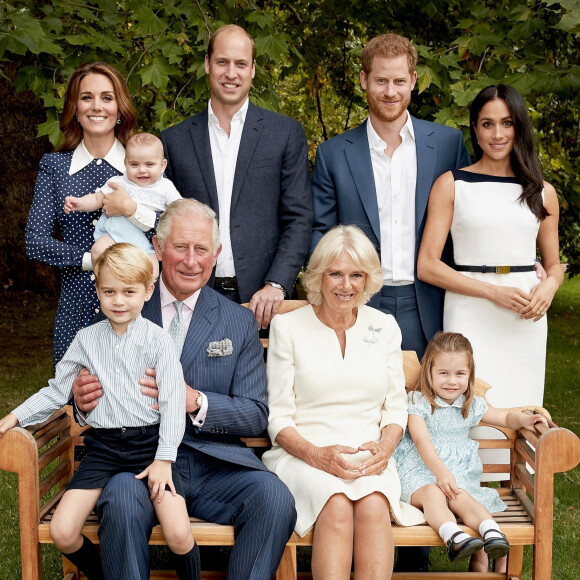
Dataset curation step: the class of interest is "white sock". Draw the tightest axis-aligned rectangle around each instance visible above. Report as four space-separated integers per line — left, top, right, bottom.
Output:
439 521 470 544
479 519 503 540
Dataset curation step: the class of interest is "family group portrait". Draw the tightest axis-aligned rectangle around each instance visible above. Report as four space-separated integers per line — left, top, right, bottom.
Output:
0 1 578 579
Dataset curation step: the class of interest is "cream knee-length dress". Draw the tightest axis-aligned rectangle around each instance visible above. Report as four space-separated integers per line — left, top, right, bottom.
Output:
262 305 425 537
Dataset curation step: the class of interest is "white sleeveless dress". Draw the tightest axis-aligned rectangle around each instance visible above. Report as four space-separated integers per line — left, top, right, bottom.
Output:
444 170 547 407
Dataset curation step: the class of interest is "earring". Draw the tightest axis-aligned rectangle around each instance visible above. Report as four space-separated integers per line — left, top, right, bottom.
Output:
75 115 80 123
116 118 121 125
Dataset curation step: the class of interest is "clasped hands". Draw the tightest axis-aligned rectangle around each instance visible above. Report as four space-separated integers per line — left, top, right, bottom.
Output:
311 439 395 479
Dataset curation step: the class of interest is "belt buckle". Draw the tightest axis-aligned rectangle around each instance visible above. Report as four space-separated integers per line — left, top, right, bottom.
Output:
495 266 510 274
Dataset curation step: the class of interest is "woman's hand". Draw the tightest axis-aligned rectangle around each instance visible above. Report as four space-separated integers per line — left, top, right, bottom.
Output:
358 439 395 476
309 444 361 479
519 277 560 321
435 467 460 500
135 459 175 503
488 284 532 314
102 182 137 217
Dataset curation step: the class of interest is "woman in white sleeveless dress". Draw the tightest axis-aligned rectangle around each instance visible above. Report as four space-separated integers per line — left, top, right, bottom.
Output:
416 84 562 572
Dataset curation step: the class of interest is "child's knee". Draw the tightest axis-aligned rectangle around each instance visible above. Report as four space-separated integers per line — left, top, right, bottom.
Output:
49 518 81 552
165 525 194 555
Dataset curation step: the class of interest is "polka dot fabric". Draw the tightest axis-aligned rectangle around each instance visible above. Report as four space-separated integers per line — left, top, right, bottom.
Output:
25 150 122 368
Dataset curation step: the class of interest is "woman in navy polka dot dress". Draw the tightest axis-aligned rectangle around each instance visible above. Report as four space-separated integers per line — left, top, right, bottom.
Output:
25 62 138 368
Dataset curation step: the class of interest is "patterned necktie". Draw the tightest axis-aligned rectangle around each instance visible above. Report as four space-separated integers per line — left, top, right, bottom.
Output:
169 300 185 357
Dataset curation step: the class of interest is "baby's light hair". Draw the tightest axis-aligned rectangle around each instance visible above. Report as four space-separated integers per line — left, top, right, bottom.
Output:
94 243 154 288
412 332 476 419
125 132 164 158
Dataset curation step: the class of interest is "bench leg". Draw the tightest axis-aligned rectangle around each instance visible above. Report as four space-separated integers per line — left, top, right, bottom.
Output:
275 544 297 580
506 544 523 580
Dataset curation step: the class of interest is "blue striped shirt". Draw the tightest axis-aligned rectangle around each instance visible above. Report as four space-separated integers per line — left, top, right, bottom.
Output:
12 316 185 461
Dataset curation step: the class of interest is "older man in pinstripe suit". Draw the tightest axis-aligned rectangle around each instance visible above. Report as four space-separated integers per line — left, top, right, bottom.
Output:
74 199 296 579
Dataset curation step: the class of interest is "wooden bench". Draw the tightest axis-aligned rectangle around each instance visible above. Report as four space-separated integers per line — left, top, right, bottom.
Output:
1 316 579 579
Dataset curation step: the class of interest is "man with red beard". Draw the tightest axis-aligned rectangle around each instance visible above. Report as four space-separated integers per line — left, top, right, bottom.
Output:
310 33 470 363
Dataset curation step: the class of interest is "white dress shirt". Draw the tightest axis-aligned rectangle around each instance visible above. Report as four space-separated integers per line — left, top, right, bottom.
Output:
367 114 417 284
208 98 249 277
159 277 208 427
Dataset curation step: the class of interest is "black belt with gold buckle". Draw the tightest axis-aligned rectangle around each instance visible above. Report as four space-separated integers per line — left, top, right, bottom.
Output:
455 265 535 274
214 276 238 291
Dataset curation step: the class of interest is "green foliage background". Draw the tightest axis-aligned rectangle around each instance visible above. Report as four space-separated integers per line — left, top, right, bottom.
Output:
1 0 579 277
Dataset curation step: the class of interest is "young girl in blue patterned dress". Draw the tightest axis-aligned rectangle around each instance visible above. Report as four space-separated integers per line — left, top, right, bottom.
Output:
395 332 547 563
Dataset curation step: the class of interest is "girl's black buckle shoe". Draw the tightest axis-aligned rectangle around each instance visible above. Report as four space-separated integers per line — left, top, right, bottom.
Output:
447 532 484 562
483 529 510 559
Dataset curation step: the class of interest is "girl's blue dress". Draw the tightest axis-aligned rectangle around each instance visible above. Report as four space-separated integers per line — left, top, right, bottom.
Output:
395 392 507 514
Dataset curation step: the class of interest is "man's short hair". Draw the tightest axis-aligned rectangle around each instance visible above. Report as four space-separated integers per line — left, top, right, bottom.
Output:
361 33 418 75
207 24 256 62
125 132 164 157
94 243 154 288
156 199 221 255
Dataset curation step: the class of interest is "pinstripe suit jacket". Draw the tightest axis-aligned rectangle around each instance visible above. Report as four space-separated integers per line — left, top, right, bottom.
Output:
141 283 269 471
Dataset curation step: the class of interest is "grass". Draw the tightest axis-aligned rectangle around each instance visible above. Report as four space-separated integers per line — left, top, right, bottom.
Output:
0 281 578 579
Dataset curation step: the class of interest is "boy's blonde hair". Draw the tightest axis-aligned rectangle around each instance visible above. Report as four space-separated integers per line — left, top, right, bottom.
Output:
125 132 164 157
411 332 476 419
94 243 154 288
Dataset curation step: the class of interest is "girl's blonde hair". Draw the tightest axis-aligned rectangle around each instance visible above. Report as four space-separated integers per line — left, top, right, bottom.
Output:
412 332 476 418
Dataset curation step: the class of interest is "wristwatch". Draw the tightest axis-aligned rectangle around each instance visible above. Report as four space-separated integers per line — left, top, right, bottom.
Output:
195 391 205 411
265 281 287 297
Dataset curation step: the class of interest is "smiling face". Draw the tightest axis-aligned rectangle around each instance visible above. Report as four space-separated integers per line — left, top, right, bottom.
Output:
360 54 416 126
473 98 515 161
76 73 120 142
430 351 471 405
153 215 220 301
124 141 167 187
318 252 367 319
96 267 154 336
204 28 255 113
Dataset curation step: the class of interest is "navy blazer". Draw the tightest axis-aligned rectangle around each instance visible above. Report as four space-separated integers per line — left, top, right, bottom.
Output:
142 284 269 471
160 103 313 302
311 117 471 341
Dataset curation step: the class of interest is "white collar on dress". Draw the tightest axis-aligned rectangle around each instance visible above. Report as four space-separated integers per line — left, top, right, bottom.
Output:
69 138 126 175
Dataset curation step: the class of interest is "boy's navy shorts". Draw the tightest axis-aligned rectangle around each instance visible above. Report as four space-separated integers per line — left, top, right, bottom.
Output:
67 424 184 497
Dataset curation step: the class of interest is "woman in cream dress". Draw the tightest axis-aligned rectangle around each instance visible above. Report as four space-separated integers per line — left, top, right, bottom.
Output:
263 226 424 579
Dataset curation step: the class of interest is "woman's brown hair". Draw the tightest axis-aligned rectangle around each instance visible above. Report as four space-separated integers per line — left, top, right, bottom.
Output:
59 62 137 151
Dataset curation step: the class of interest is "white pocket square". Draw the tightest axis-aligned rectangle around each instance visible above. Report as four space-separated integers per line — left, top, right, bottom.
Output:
207 338 233 357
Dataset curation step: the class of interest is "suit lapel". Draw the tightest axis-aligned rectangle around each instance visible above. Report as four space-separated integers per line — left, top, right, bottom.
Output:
179 286 219 375
413 116 437 233
231 102 264 213
344 121 381 243
189 110 220 215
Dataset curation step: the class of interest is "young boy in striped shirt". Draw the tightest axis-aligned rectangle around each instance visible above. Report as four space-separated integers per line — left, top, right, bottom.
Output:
0 243 200 580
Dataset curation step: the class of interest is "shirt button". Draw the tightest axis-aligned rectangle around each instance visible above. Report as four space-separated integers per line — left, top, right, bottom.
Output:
96 159 102 165
116 368 120 373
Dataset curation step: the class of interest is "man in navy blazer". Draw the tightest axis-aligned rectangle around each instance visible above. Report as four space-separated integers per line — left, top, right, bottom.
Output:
161 24 312 329
311 34 471 360
74 199 296 579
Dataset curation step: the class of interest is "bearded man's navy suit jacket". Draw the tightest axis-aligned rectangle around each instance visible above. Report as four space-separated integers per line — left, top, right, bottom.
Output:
311 117 471 343
161 103 313 302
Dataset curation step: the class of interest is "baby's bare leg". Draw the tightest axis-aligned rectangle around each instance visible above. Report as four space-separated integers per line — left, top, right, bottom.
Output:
91 235 115 266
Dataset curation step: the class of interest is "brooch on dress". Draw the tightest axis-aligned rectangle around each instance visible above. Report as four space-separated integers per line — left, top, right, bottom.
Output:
363 324 382 343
